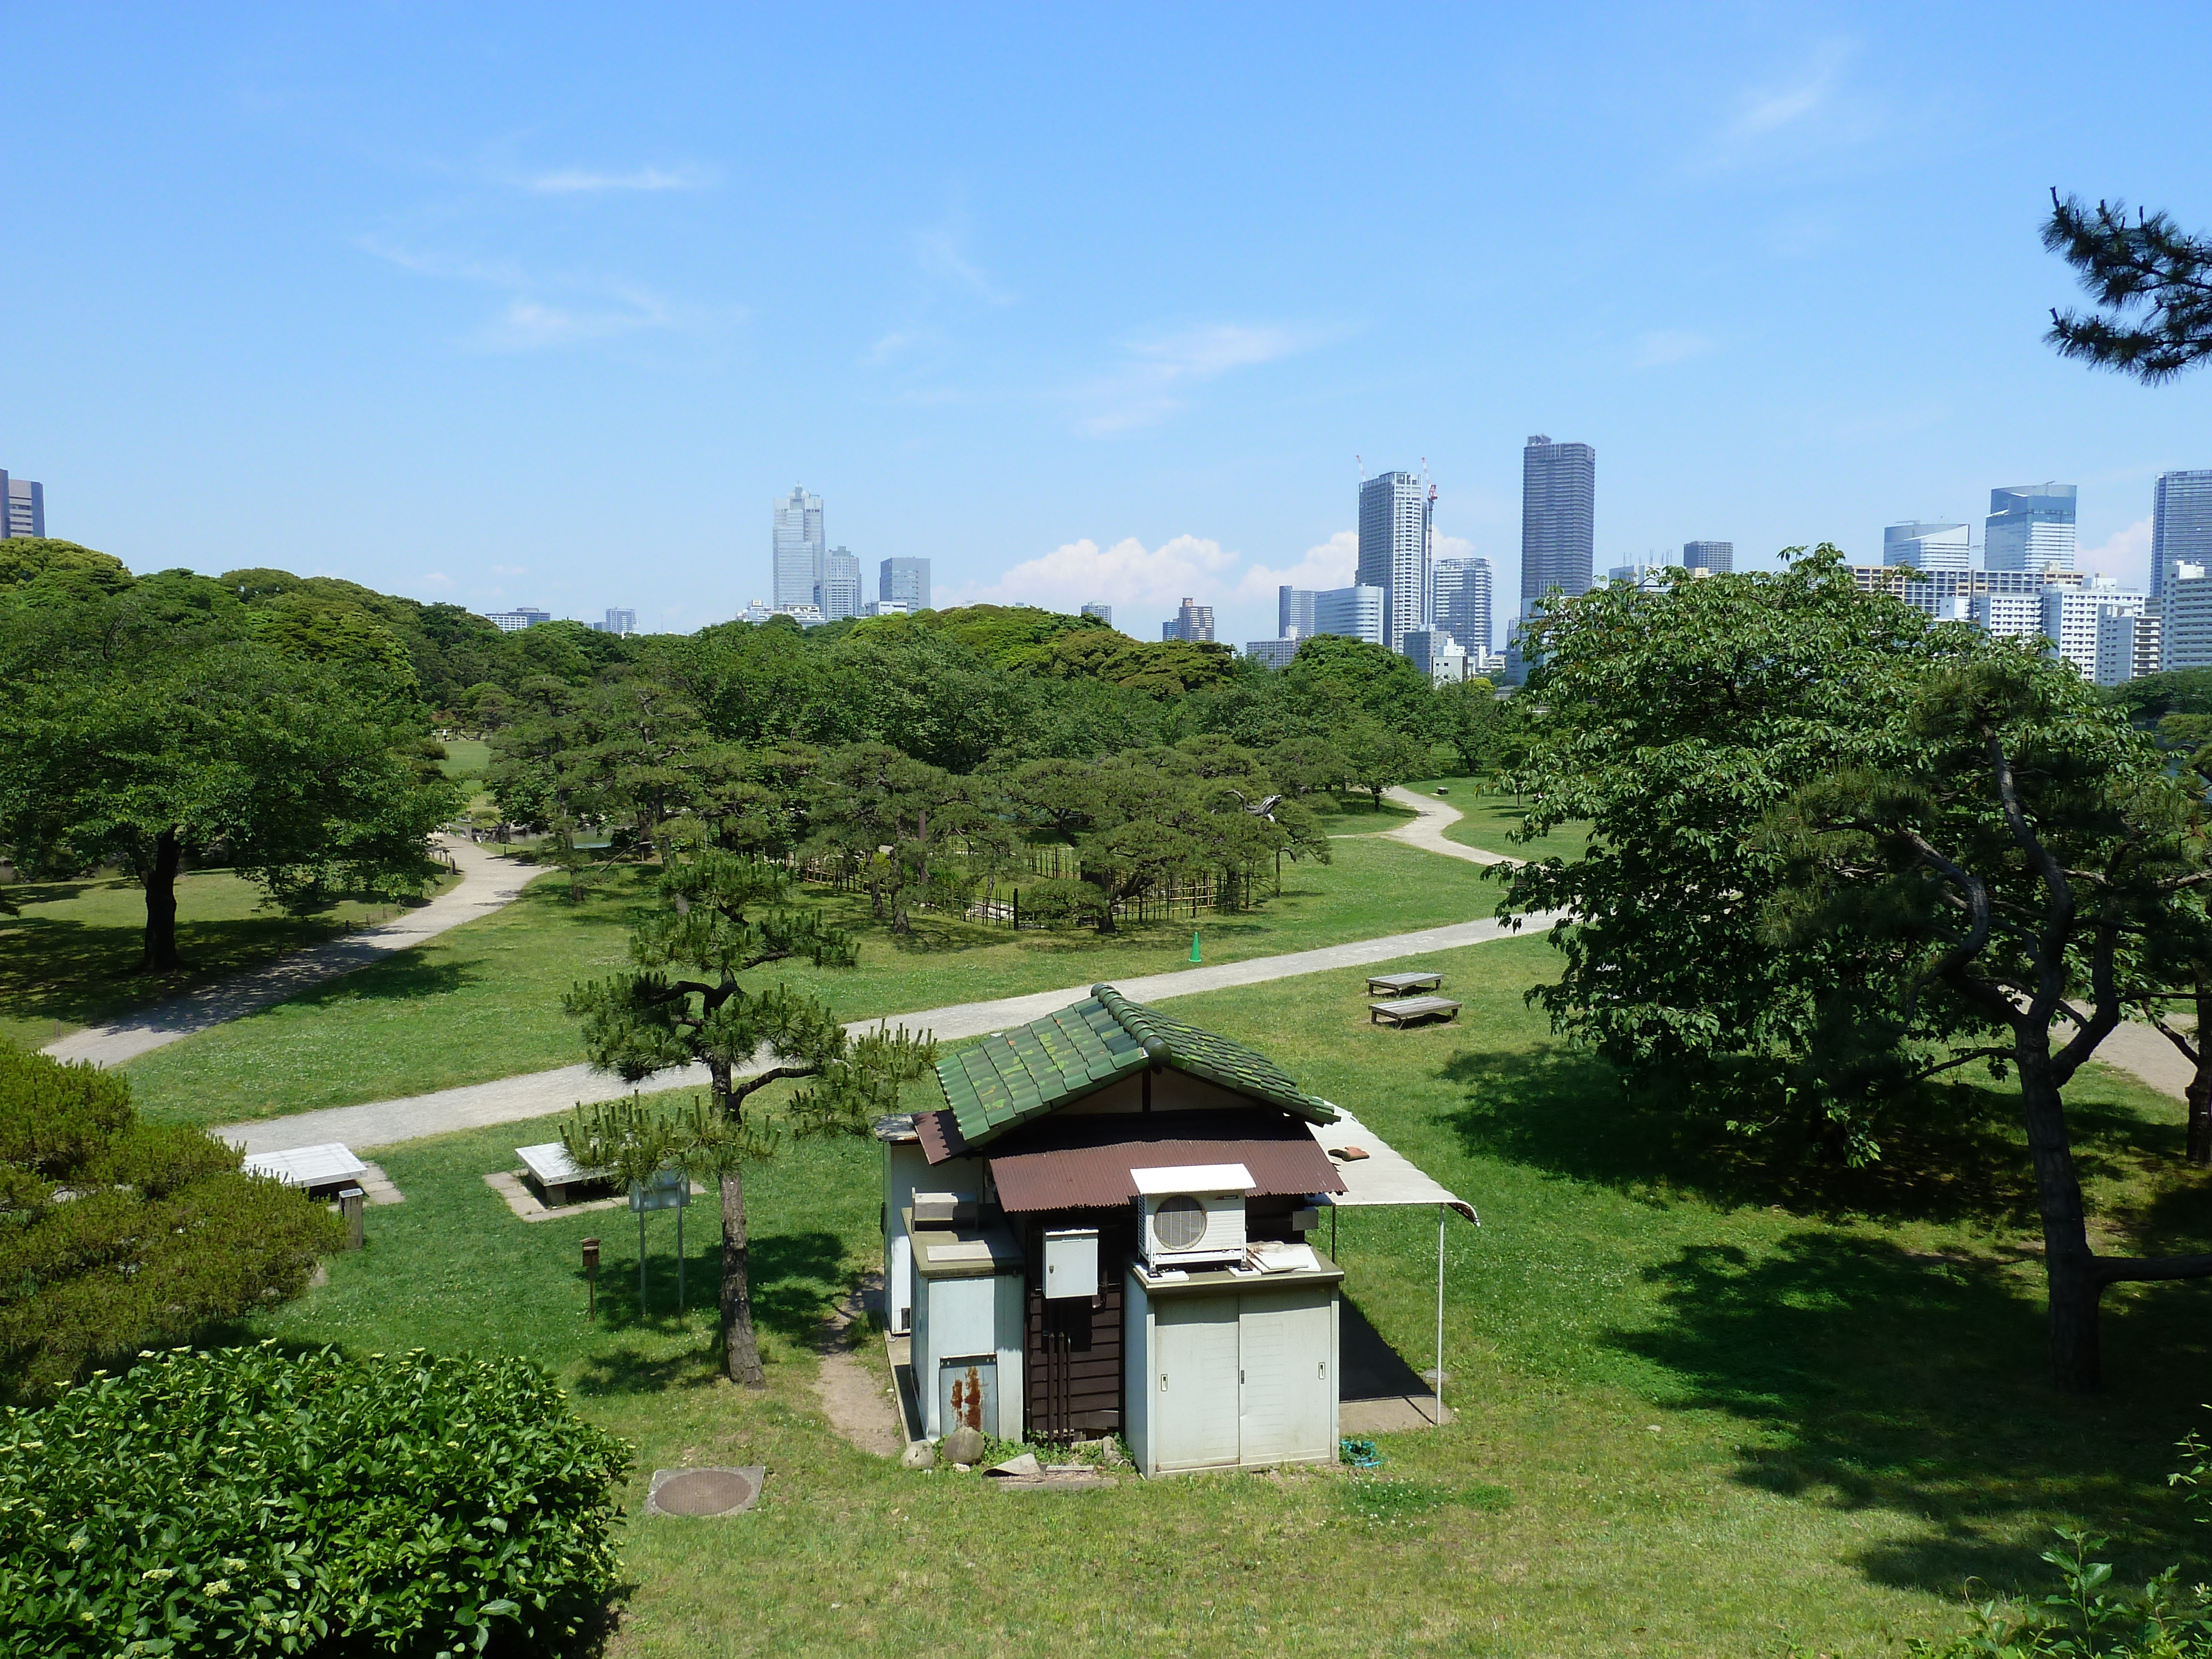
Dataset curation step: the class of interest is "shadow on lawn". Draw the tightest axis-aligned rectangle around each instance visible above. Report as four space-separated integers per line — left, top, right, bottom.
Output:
1619 1229 2212 1593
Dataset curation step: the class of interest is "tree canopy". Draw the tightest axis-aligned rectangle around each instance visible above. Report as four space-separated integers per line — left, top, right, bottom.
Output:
2044 191 2212 382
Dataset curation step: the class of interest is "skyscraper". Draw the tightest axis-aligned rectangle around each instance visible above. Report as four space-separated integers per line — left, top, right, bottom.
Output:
1 470 45 539
1520 436 1595 618
879 557 931 611
1432 558 1493 653
1277 586 1316 639
1357 471 1433 657
2153 470 2212 604
773 486 823 609
601 607 637 635
1313 585 1385 646
1884 522 1971 571
817 548 862 622
1682 541 1733 575
1985 483 2077 572
1162 598 1214 643
1081 602 1113 627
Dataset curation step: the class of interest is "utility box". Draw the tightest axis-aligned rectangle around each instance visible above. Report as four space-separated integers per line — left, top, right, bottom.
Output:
1043 1227 1099 1300
912 1191 975 1226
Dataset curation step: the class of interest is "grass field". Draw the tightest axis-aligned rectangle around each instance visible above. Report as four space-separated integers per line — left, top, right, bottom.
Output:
126 833 1501 1126
438 736 491 778
1408 776 1594 863
0 869 452 1051
241 934 2212 1657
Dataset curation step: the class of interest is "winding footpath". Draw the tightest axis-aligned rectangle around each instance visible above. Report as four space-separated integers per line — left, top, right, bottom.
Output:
43 838 539 1068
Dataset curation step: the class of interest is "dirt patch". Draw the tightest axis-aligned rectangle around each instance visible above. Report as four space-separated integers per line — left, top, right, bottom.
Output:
812 1277 905 1458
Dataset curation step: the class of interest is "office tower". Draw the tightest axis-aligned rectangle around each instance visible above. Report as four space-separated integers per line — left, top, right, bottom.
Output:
773 486 824 608
1521 436 1596 617
879 557 931 611
1277 586 1316 639
817 547 862 622
0 471 44 539
1402 630 1469 686
1081 602 1114 627
1161 598 1214 643
1432 558 1492 653
2153 471 2212 603
1682 540 1733 575
601 608 637 635
1313 584 1385 646
2099 611 2162 685
1358 471 1433 656
1885 522 1971 570
485 607 553 633
1243 639 1299 669
1985 483 2077 572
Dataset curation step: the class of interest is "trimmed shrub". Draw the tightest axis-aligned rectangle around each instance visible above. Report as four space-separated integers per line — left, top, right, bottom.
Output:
0 1342 633 1657
0 1041 344 1402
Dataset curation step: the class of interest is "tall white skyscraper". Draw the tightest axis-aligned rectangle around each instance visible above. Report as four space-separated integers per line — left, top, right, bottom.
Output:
1985 483 2077 572
1314 585 1385 646
1884 522 1971 571
1358 470 1434 657
773 486 824 609
2153 471 2212 604
1432 557 1493 653
817 548 862 621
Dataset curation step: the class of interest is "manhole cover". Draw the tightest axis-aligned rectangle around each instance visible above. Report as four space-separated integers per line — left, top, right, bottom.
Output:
645 1465 764 1517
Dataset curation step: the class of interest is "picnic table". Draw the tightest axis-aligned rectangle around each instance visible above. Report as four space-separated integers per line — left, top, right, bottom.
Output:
1366 970 1443 997
1369 995 1462 1029
242 1142 368 1198
517 1142 613 1208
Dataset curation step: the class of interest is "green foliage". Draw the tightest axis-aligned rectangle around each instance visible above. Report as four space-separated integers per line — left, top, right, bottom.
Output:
0 537 134 599
2044 192 2212 383
1907 1528 2212 1657
0 1342 632 1657
0 1042 342 1404
1285 634 1435 724
2108 667 2212 727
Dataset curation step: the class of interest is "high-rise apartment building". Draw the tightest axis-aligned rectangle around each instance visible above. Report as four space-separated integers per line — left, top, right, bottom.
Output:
879 557 931 611
2164 565 2212 671
1081 602 1113 627
1357 471 1434 657
1 471 45 539
1521 436 1595 618
2153 471 2212 604
1243 639 1299 669
1985 483 2077 572
2042 583 2141 678
1278 586 1316 640
1884 522 1971 571
773 486 824 609
486 607 554 633
1682 541 1733 574
817 547 862 622
1162 597 1214 643
599 608 637 635
1314 585 1385 646
2099 611 2162 686
1432 557 1493 653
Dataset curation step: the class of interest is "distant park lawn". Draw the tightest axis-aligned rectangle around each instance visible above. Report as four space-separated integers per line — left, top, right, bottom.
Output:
245 934 2212 1657
126 833 1501 1126
0 869 450 1051
436 736 491 778
1407 775 1594 863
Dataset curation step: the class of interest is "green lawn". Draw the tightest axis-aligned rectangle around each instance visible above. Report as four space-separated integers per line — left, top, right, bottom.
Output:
127 833 1500 1126
1408 775 1594 862
438 736 492 779
0 870 451 1051
241 935 2212 1657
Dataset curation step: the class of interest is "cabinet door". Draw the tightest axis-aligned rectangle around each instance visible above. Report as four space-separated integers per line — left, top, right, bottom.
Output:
1238 1289 1334 1464
1152 1295 1241 1471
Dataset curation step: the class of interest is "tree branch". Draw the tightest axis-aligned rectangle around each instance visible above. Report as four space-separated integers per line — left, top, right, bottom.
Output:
2091 1251 2212 1286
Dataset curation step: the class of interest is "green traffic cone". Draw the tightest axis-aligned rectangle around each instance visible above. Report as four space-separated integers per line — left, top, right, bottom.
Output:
1190 930 1202 963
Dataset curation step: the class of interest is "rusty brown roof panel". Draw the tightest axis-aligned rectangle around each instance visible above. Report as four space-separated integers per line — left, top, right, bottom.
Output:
990 1133 1344 1214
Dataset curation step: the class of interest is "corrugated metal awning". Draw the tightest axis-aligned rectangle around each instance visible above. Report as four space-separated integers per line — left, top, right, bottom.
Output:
985 1113 1345 1214
1308 1108 1479 1224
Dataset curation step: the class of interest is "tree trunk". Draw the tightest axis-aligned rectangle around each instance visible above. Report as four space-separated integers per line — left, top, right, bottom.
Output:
2191 982 2212 1167
140 826 184 972
2015 1036 2104 1392
708 1055 766 1388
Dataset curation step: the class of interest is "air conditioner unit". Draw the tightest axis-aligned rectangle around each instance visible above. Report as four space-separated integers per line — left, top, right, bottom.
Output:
1132 1162 1253 1269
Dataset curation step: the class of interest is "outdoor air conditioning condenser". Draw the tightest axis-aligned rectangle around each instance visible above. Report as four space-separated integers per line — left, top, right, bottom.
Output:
1131 1162 1254 1269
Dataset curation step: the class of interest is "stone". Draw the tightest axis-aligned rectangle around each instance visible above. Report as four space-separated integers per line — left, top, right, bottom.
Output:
987 1451 1041 1478
900 1441 937 1470
942 1425 985 1467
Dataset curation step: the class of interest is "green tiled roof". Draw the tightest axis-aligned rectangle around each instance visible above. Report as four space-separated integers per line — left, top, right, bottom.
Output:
933 983 1339 1149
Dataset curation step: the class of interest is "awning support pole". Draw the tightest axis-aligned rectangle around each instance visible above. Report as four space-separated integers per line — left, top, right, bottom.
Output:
1434 1202 1445 1430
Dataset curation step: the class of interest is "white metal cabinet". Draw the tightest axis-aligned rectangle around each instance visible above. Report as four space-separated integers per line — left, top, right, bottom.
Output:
1237 1287 1335 1464
1128 1271 1340 1477
1152 1295 1243 1471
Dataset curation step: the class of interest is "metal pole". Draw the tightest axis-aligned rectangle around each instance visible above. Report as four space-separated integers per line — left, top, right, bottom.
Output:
676 1201 686 1315
1434 1203 1446 1429
638 1209 648 1313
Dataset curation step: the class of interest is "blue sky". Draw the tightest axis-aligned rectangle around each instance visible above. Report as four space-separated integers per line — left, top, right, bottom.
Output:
6 3 2211 649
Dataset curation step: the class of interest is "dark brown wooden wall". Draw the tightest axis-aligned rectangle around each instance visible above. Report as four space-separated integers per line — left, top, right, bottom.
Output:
1022 1212 1133 1439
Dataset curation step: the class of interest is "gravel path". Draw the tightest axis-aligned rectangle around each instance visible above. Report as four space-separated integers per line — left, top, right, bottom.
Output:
1380 785 1520 867
213 909 1553 1154
43 839 541 1068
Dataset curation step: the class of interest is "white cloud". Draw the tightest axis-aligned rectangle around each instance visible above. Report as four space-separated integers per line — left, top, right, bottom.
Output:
1634 329 1714 369
2082 517 2153 591
524 165 711 195
1693 38 1886 174
917 222 1015 305
418 571 455 590
489 564 528 577
1235 531 1358 598
1079 323 1313 434
951 534 1239 614
356 236 703 351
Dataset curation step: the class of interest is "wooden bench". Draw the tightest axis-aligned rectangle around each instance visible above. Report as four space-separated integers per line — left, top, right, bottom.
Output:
1366 971 1443 997
516 1142 613 1208
1369 995 1462 1028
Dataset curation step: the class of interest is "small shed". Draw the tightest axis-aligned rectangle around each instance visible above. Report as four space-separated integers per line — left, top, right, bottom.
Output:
877 982 1474 1476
